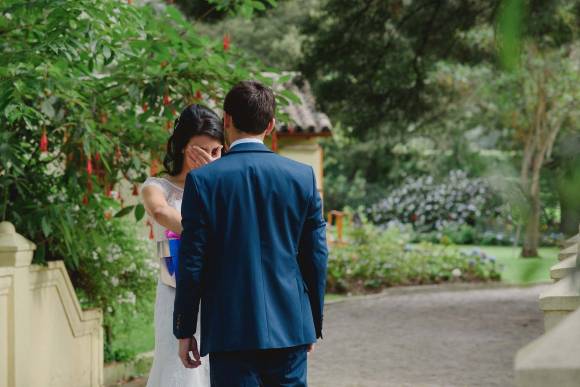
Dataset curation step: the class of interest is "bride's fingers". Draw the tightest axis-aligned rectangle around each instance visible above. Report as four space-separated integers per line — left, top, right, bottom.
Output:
191 146 213 163
186 149 204 167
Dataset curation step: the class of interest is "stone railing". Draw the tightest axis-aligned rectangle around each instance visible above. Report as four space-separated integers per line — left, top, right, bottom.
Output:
0 222 103 387
514 227 580 386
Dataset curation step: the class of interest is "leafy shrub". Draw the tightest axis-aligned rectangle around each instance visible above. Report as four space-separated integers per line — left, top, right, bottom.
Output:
411 224 565 247
326 221 500 294
369 170 505 232
70 215 156 362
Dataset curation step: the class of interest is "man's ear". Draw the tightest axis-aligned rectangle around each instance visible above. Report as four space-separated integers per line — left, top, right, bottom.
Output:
264 118 276 136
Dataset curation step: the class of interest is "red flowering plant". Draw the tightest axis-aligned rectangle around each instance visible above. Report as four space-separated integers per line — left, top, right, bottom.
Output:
0 0 288 264
0 0 288 359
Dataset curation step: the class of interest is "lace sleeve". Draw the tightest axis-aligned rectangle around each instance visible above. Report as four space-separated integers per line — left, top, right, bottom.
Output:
141 177 169 197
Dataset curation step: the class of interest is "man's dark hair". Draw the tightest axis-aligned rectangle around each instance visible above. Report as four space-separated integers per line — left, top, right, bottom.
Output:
223 81 276 134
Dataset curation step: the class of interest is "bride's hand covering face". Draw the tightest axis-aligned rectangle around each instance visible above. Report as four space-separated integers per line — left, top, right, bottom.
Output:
163 104 224 177
184 139 223 172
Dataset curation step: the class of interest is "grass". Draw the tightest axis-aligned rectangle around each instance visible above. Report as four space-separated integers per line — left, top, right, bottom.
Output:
458 245 559 285
108 303 155 362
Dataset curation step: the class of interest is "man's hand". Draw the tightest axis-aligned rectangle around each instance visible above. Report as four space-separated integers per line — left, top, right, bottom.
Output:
178 337 201 368
307 343 316 353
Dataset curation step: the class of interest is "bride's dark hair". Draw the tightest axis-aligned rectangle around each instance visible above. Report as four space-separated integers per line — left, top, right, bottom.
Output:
163 104 223 176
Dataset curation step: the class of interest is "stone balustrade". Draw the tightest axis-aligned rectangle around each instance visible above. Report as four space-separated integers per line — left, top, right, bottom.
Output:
550 256 577 281
515 307 580 387
563 233 580 249
558 242 577 261
514 226 580 386
0 222 103 387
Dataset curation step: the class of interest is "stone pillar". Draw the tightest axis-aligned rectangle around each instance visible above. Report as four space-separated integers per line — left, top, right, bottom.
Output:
0 221 35 387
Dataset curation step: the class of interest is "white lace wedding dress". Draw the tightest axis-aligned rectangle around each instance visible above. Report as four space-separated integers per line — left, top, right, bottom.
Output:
142 177 210 387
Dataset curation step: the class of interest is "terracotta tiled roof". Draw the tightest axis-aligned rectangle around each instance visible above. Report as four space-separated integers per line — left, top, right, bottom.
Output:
275 74 332 135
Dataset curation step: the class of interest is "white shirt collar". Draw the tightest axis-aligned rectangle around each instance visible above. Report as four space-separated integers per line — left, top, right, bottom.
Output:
229 138 264 149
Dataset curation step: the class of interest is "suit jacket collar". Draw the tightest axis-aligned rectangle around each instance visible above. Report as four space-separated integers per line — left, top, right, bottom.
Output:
224 142 273 156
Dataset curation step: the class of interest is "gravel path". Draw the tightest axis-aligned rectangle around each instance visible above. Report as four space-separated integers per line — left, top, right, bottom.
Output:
121 284 547 387
308 284 547 387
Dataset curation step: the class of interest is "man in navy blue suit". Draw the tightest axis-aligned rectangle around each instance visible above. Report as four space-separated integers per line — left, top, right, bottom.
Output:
173 80 328 386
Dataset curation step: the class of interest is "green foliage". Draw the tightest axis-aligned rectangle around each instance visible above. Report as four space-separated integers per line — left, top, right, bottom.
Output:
412 223 564 247
302 0 580 207
72 216 156 362
176 0 276 20
196 0 315 70
327 221 501 294
0 0 287 357
497 0 526 71
301 1 498 143
0 0 288 264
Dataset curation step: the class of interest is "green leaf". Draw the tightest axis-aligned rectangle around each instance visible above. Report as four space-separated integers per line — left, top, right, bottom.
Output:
114 205 135 218
252 1 266 11
40 100 55 119
134 203 146 222
41 217 52 237
103 45 112 60
280 89 301 104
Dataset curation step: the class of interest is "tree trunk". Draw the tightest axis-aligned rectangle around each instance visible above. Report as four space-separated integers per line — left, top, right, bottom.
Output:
522 187 540 257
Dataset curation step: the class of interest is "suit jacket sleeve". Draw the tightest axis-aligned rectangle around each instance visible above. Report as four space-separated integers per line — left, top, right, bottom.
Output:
298 168 329 339
173 173 207 339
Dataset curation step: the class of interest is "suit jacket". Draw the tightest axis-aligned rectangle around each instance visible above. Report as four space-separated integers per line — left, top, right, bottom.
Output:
173 142 328 356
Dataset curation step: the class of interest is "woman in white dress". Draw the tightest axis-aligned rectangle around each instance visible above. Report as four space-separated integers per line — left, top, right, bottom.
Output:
141 104 224 387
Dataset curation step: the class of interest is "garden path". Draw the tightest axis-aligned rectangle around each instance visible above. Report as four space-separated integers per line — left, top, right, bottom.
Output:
120 284 547 387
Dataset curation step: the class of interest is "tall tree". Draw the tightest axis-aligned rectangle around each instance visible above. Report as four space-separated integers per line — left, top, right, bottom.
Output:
301 0 579 184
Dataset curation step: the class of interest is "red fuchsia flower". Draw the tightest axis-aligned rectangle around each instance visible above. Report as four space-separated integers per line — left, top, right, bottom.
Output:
40 129 48 153
95 152 100 162
86 156 93 175
132 184 139 196
223 34 231 51
163 94 171 106
82 195 89 205
142 102 148 113
166 120 173 131
410 213 418 222
195 90 202 100
146 220 154 240
150 159 159 176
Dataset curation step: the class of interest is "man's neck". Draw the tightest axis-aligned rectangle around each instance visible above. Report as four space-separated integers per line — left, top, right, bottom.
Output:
228 133 264 146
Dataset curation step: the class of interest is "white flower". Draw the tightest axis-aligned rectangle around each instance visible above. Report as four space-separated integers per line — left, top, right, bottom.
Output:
452 268 462 278
123 291 136 305
111 277 119 287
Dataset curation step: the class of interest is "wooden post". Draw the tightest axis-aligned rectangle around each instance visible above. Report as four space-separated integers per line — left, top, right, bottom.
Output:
328 210 345 244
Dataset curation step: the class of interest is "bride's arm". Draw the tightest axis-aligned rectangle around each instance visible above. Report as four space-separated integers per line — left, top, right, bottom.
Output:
141 185 183 234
